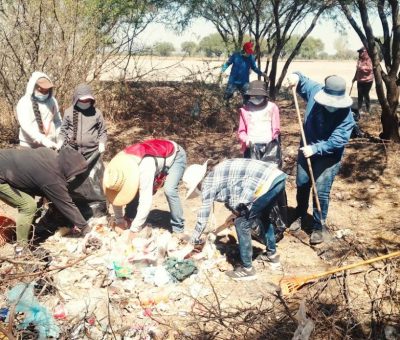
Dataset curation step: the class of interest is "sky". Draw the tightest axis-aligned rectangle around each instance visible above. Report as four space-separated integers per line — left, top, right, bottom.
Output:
136 17 367 55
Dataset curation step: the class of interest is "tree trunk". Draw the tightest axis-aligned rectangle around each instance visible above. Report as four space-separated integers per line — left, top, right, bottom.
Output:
380 77 400 141
268 49 280 100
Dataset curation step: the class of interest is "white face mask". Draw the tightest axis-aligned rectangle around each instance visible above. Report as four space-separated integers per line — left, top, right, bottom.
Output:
34 91 49 102
325 105 338 113
76 101 91 110
249 96 265 106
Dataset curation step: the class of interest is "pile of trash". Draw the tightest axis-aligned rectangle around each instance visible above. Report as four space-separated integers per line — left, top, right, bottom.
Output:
0 216 230 339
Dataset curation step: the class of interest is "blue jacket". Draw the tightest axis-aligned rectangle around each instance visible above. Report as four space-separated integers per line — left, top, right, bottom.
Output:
222 52 262 85
295 72 355 159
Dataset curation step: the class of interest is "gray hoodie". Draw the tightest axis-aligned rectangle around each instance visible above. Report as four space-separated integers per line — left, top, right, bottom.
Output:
59 84 107 158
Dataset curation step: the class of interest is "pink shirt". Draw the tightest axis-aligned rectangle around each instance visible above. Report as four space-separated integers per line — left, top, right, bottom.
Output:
355 51 373 82
238 101 280 152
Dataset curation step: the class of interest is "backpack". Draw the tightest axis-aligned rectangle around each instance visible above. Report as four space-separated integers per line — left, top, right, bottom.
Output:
124 139 176 194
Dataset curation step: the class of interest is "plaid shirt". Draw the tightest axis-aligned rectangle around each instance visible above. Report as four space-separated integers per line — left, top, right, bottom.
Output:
192 158 285 242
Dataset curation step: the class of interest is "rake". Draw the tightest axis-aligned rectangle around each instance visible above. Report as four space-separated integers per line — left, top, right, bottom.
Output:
280 250 400 296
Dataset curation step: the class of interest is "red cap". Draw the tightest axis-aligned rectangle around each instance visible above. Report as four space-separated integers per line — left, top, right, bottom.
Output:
243 42 254 55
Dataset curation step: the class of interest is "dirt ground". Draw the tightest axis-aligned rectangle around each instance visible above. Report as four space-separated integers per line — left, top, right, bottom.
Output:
0 78 399 338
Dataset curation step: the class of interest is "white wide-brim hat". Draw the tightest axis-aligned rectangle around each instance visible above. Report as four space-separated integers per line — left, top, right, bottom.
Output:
182 160 209 200
314 75 353 109
103 151 140 206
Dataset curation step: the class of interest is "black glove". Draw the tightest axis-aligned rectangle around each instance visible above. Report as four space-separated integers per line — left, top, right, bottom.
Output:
235 203 250 218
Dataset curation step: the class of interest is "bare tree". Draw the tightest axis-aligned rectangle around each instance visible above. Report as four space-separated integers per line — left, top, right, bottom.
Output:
0 0 165 128
176 0 250 50
337 0 400 142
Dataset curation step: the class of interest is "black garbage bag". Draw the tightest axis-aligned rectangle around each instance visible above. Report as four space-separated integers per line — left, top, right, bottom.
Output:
247 137 288 240
249 138 282 168
250 190 288 244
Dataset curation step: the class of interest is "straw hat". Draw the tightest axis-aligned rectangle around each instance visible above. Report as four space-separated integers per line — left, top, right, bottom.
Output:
182 160 209 200
103 151 140 206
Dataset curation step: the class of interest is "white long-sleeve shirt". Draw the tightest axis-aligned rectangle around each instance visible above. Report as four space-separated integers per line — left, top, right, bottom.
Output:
113 142 178 231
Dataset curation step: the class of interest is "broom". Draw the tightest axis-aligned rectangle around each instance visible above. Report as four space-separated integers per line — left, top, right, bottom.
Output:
280 250 400 295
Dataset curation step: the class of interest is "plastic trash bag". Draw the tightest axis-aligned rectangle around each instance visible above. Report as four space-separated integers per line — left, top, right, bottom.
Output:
292 300 314 340
7 283 60 340
68 154 107 211
249 139 282 168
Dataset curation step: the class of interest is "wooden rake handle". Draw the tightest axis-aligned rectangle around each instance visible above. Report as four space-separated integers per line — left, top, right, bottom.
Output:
305 250 400 281
292 87 323 218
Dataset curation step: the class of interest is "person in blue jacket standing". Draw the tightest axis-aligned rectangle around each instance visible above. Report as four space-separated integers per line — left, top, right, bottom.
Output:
286 73 355 245
221 41 267 102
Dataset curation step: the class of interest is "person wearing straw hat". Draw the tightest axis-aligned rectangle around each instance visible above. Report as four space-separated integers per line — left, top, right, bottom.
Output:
182 158 287 281
221 42 267 102
286 73 355 245
16 71 62 149
103 139 187 240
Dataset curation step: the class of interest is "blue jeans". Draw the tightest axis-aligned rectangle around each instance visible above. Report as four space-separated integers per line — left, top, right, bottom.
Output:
223 82 249 101
164 146 187 232
126 146 187 233
234 175 286 268
296 153 341 231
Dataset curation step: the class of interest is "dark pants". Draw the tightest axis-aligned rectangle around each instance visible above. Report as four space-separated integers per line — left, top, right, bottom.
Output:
234 176 286 268
357 81 373 113
244 143 287 231
223 82 249 101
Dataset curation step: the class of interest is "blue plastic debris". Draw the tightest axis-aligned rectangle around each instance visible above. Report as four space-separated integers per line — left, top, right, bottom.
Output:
7 283 60 340
0 307 8 321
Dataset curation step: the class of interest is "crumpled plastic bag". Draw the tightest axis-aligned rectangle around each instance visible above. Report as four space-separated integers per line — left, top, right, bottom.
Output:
164 257 198 282
7 283 60 340
141 266 172 286
292 300 314 340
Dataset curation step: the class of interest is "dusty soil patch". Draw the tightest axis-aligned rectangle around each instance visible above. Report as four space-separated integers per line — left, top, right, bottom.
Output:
0 82 399 339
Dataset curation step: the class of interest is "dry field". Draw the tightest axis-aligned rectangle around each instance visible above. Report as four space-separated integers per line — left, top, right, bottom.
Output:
0 58 399 338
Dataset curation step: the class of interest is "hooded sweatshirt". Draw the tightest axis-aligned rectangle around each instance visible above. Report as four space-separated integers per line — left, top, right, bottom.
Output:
16 71 62 148
59 84 107 158
0 147 88 228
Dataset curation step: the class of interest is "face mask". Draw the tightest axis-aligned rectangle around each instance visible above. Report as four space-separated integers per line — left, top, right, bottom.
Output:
76 101 91 110
34 91 49 102
249 96 265 106
325 106 338 113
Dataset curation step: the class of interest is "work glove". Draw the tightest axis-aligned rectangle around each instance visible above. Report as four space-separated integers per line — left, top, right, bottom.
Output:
234 203 250 218
261 72 268 79
42 137 58 150
190 235 205 251
98 142 105 153
56 140 63 151
285 73 299 88
300 145 315 158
